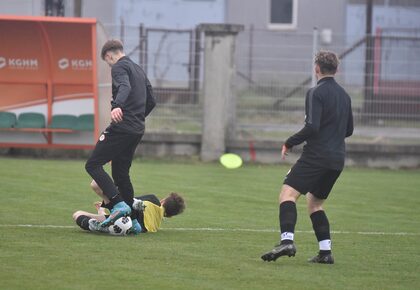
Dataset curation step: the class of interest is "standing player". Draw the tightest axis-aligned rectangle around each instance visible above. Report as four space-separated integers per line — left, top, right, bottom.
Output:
85 39 156 230
261 50 353 264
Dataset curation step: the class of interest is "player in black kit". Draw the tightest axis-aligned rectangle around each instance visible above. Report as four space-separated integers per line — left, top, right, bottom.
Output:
261 50 353 264
85 39 156 231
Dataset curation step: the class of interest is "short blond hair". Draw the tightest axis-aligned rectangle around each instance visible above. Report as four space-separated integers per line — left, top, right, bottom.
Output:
315 50 339 74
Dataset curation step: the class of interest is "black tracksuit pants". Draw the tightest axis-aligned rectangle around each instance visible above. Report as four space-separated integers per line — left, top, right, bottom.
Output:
85 129 143 206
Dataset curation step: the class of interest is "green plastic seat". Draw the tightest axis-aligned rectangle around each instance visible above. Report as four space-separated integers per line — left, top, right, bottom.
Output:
15 112 45 128
75 114 94 131
49 114 78 130
0 111 17 128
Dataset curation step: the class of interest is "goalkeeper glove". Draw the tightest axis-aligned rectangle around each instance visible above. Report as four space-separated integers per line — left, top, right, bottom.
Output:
132 198 146 212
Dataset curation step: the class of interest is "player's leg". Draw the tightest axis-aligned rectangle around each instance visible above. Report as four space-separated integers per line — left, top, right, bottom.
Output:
279 184 300 244
89 179 113 215
262 160 323 262
111 134 142 206
99 133 142 227
90 180 110 204
73 210 106 231
261 184 300 261
73 210 106 222
307 193 333 263
112 156 140 231
85 130 126 205
85 131 119 199
111 135 144 236
306 169 341 264
85 131 134 226
112 158 134 206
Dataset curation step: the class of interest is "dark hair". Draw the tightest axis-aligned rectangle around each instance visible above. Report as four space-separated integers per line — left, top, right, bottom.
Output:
163 192 185 218
315 50 339 75
101 39 124 60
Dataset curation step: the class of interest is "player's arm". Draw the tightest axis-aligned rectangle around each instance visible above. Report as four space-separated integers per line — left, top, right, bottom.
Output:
133 193 163 212
346 103 354 137
284 125 318 148
110 65 131 123
132 198 147 211
145 77 156 117
137 194 161 205
284 90 322 149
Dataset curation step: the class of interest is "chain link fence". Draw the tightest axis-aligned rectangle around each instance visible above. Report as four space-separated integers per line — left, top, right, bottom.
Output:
103 24 203 134
103 24 420 144
234 27 420 144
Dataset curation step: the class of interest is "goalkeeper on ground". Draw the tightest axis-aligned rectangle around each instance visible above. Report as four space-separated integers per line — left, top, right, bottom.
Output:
73 181 185 235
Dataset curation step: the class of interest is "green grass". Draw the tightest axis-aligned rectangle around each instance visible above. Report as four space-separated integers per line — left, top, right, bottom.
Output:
0 157 419 290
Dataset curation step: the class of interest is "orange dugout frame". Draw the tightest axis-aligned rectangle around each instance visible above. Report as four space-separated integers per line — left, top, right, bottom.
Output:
0 15 103 149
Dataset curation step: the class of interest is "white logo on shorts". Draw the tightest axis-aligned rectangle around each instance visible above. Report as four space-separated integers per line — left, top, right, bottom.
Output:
284 168 291 179
99 134 105 141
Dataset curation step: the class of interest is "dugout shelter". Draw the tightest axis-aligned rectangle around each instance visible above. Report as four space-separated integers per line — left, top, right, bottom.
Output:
0 15 111 149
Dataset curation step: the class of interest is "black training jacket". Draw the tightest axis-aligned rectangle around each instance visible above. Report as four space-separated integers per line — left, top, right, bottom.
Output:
109 56 156 134
285 77 353 170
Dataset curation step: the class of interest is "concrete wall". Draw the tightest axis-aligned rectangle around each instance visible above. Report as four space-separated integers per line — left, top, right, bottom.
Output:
82 0 117 24
199 24 243 161
138 133 420 169
226 0 347 34
227 0 348 86
116 0 224 29
0 0 43 16
2 133 419 169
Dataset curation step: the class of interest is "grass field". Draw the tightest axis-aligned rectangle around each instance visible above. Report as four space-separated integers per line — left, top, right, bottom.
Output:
0 157 419 290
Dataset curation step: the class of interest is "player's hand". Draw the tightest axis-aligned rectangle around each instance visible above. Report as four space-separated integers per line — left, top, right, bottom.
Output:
281 144 289 160
94 201 107 215
132 198 146 212
111 107 123 123
94 201 102 210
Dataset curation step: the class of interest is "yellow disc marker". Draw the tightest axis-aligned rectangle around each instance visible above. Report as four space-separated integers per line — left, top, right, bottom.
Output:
219 153 243 169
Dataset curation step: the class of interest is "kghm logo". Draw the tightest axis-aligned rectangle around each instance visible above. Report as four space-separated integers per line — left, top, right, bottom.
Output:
58 58 69 70
58 57 92 70
0 57 6 69
71 59 92 69
0 56 38 69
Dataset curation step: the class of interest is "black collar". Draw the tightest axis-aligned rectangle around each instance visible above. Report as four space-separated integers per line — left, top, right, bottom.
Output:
317 76 334 84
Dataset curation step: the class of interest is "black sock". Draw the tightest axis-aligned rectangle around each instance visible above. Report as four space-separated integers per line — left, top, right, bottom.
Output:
108 194 123 208
76 215 91 231
310 210 331 254
101 200 112 210
279 201 297 244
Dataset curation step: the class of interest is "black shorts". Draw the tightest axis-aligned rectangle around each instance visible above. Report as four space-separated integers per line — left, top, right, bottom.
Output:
283 160 341 199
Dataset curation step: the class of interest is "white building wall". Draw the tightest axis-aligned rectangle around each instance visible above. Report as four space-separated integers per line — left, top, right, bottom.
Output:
345 4 420 85
116 0 225 29
0 0 43 16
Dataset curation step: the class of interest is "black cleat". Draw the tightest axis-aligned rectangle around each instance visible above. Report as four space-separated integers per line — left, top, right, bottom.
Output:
261 243 297 262
308 253 334 264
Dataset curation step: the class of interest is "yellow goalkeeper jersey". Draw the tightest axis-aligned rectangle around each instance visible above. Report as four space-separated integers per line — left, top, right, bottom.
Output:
143 200 164 232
